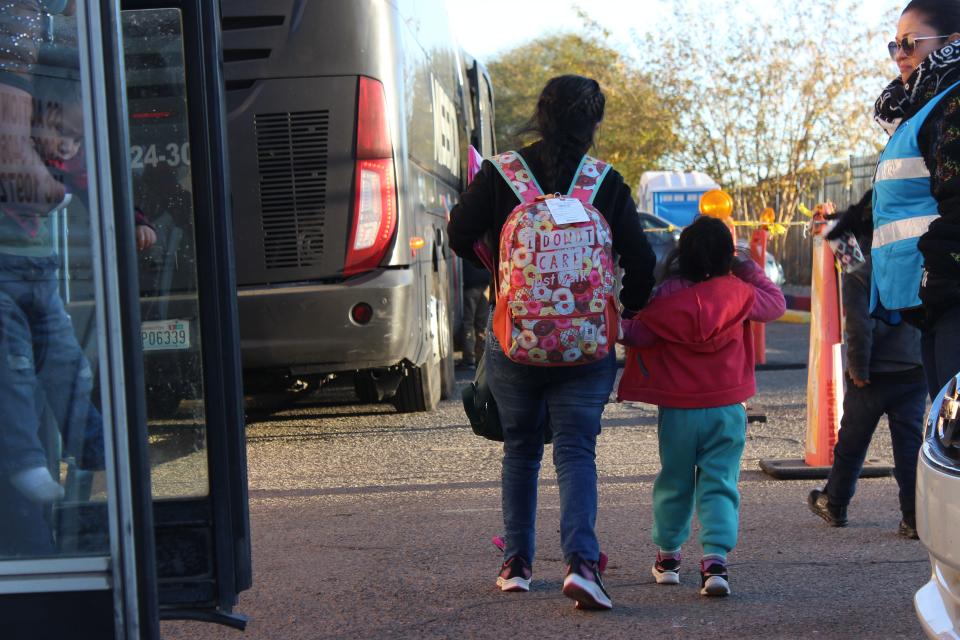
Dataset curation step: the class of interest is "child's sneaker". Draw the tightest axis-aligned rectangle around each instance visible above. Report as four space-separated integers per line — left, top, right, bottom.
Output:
562 553 612 610
652 550 681 585
496 556 532 592
699 557 731 597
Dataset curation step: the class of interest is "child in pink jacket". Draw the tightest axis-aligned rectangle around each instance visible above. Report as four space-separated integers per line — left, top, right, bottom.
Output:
618 216 785 596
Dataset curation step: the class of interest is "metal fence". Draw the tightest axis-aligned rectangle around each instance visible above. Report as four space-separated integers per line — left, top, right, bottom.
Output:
777 154 878 284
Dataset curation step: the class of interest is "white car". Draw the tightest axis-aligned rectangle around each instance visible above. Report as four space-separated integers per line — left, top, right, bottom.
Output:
735 240 785 288
637 214 787 288
915 374 960 639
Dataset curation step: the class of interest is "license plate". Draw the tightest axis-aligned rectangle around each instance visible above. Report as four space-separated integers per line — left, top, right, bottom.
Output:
141 319 190 351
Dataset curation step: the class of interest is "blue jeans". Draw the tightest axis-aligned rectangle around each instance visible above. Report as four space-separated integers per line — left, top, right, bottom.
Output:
825 372 926 515
921 305 960 400
0 475 56 556
486 318 617 566
0 253 104 476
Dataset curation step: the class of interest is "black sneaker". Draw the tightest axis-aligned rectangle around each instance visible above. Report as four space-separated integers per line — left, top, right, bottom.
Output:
562 553 612 610
496 556 531 592
699 557 731 597
652 550 681 585
899 513 919 540
807 489 848 527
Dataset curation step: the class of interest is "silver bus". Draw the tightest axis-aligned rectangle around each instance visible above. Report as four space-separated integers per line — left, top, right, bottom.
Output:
220 0 496 412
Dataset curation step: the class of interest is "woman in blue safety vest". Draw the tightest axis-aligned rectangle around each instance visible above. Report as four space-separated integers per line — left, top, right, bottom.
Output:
874 0 960 399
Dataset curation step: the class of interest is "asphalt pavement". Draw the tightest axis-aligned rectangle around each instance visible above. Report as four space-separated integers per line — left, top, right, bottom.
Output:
161 322 929 639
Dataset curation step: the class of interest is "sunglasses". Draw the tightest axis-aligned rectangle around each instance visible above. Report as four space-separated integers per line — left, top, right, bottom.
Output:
888 34 949 59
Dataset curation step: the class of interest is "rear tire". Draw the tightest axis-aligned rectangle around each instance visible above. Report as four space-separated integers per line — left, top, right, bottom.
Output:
353 372 381 404
146 384 183 419
391 357 440 413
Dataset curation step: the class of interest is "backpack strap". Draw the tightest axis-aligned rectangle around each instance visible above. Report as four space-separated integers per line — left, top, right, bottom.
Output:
567 155 612 205
491 151 545 206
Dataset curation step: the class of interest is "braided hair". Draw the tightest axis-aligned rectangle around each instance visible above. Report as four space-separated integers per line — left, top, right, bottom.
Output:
520 75 605 193
662 216 735 283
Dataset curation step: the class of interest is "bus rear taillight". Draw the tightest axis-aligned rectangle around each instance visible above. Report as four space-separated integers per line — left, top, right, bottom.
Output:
345 77 397 276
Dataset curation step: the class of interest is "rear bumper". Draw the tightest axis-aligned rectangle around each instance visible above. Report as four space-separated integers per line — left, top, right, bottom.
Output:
915 447 960 639
236 267 418 374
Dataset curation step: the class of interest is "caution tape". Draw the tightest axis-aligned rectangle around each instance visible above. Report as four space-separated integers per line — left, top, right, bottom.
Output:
731 220 808 227
643 219 808 238
798 202 838 218
642 202 833 239
733 220 808 238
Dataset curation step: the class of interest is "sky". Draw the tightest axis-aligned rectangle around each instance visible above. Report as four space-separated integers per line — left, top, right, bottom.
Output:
448 0 898 63
447 0 667 61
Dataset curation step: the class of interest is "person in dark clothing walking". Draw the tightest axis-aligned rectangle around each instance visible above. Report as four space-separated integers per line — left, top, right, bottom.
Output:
459 259 489 368
447 75 656 610
808 191 927 539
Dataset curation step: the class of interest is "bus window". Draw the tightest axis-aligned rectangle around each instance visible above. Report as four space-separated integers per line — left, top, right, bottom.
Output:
478 67 496 157
121 8 208 498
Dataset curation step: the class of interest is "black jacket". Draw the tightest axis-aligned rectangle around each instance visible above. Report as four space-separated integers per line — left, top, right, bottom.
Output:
913 82 960 320
461 258 490 289
446 142 656 311
843 256 923 380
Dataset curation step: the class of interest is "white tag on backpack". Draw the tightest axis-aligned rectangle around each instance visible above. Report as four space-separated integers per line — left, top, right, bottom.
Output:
545 197 590 225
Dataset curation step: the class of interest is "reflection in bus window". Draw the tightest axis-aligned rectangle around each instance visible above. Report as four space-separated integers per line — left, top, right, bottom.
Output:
0 0 113 559
122 8 209 499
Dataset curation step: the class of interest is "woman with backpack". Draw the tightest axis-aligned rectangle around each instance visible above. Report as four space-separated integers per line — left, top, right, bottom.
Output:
447 75 656 610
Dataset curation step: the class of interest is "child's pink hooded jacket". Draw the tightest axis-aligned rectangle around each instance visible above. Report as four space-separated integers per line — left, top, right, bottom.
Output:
617 259 786 408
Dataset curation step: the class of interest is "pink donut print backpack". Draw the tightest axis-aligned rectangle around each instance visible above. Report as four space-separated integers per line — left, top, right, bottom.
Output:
491 151 619 366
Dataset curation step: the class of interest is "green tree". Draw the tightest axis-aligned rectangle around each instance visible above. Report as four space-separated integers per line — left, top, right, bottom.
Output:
487 32 679 190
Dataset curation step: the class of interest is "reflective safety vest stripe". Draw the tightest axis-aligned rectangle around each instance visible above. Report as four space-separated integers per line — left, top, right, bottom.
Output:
871 79 960 313
872 215 938 249
874 156 930 181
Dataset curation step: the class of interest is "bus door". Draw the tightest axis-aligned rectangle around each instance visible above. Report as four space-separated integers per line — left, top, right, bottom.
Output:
0 1 160 637
0 0 250 637
120 0 251 630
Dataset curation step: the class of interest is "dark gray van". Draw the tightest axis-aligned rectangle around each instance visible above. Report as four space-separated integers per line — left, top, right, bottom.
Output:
219 0 495 412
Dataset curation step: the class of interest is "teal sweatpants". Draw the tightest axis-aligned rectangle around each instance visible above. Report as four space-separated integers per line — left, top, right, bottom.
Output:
652 404 747 556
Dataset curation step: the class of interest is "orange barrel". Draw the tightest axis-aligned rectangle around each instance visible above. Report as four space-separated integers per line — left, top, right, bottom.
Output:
749 227 768 365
